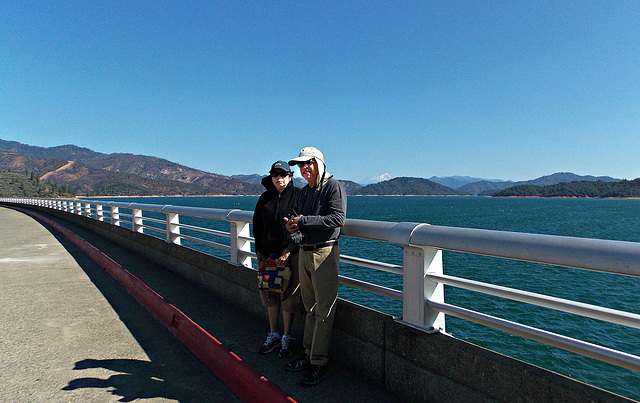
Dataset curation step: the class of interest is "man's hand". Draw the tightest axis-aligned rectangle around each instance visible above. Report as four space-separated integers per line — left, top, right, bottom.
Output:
284 215 302 233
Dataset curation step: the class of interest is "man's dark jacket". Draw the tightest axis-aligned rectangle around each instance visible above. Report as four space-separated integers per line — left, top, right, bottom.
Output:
296 174 346 245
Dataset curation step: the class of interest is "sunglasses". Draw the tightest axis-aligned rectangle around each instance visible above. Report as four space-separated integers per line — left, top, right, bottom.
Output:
296 159 315 168
270 171 289 178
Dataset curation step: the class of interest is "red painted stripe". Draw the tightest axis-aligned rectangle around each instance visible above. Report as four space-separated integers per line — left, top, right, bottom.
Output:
8 206 296 403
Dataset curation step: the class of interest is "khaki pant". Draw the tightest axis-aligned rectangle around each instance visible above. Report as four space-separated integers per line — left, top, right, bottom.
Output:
298 243 340 367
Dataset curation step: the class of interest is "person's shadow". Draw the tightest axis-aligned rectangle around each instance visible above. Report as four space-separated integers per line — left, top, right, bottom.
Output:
63 358 198 402
62 359 190 402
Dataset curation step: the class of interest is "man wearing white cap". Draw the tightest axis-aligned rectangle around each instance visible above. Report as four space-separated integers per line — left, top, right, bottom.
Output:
284 146 347 386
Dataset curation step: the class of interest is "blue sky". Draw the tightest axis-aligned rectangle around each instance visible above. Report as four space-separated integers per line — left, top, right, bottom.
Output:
2 1 639 182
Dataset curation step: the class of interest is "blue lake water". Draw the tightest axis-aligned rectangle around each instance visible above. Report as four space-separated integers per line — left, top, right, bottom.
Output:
97 195 640 399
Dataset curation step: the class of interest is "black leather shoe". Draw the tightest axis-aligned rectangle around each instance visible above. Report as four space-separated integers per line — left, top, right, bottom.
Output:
285 355 310 372
300 365 328 386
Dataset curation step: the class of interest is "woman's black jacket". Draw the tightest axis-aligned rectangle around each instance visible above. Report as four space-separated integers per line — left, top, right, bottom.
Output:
253 176 299 259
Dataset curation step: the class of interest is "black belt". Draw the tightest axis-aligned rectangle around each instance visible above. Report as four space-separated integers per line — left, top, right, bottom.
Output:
301 241 337 252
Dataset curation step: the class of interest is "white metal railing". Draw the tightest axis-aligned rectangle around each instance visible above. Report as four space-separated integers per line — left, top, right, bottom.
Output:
3 197 640 374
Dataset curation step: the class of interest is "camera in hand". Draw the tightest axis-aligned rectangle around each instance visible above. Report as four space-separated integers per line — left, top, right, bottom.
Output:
286 213 305 244
288 230 305 245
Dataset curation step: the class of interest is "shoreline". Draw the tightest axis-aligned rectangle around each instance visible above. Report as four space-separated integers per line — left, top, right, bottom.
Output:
72 194 640 200
78 194 260 198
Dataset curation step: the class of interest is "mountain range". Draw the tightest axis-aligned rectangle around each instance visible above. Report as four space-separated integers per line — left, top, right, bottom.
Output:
428 175 509 189
353 177 468 196
357 173 619 195
0 139 261 196
494 178 640 198
458 173 619 196
0 139 626 197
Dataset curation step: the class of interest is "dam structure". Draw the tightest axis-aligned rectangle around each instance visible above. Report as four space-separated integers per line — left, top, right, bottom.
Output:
2 197 640 402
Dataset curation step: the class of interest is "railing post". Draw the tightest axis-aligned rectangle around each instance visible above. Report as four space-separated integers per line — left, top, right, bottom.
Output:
96 205 104 221
84 202 92 217
166 212 181 244
230 220 252 268
402 245 446 332
132 208 143 233
75 201 82 215
111 206 120 226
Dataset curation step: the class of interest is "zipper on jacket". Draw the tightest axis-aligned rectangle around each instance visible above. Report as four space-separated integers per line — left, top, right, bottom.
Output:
275 192 281 226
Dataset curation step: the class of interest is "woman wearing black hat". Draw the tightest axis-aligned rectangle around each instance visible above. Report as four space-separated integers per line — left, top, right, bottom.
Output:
253 161 303 358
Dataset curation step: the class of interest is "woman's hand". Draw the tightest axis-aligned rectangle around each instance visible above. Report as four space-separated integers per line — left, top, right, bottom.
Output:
277 251 290 266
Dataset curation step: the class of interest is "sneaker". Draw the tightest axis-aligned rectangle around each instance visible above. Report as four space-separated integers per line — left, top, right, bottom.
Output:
300 365 329 386
285 355 310 372
279 335 294 358
258 332 280 354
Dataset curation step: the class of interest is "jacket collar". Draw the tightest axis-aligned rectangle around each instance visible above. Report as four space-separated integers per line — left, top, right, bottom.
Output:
261 175 294 195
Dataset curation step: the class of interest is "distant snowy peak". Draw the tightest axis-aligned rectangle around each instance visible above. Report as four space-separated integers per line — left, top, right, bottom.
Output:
429 175 508 189
360 173 394 185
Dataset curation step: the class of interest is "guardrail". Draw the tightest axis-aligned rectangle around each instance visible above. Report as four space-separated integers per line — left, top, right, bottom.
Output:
3 197 640 375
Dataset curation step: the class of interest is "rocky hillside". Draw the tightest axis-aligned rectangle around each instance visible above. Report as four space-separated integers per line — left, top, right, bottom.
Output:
0 140 262 196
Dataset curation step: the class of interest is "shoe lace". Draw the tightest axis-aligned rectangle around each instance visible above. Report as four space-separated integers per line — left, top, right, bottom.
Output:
281 335 291 350
264 333 279 346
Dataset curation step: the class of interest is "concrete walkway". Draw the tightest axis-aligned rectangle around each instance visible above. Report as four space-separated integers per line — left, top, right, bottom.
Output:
0 206 238 402
0 206 400 402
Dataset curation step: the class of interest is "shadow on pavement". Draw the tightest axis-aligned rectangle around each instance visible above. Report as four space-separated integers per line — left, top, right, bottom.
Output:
63 358 201 403
46 225 239 402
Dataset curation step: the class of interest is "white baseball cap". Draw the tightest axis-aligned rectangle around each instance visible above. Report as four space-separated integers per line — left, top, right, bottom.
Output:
288 147 324 166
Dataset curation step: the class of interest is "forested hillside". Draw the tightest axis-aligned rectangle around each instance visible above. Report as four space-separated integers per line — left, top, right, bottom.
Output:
0 171 75 197
354 177 466 195
494 179 640 198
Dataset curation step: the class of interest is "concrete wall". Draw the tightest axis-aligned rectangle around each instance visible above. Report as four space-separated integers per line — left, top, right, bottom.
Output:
29 206 633 403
